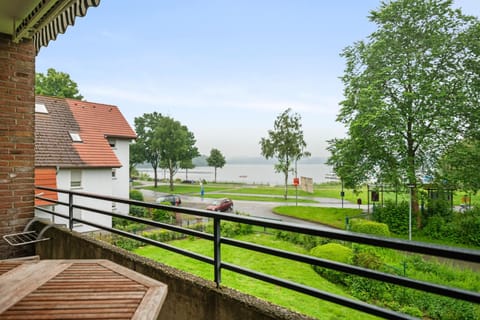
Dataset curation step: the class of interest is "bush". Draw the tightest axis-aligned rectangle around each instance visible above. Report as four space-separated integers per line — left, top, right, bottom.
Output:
130 189 144 201
310 243 352 285
372 201 409 234
350 219 390 237
205 221 253 238
274 230 329 250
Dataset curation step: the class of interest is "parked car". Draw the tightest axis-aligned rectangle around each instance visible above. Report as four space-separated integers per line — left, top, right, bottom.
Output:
156 194 181 206
206 198 233 212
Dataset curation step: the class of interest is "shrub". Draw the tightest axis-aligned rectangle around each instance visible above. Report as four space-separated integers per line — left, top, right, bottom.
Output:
205 221 253 238
310 243 352 285
274 230 329 250
372 201 408 234
129 189 144 201
350 219 390 237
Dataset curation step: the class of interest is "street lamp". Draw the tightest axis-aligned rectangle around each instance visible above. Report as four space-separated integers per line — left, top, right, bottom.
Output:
407 184 415 241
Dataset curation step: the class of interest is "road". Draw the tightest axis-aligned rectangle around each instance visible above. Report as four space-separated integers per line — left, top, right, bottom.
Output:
139 188 366 230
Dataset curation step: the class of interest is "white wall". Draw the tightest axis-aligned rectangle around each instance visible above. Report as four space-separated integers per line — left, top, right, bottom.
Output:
45 168 113 233
111 139 132 215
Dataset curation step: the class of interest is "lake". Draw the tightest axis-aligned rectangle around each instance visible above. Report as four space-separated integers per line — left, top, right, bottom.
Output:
137 163 334 186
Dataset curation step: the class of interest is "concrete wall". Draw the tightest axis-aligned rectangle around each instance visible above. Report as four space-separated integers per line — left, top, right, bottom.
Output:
0 34 35 259
35 223 314 320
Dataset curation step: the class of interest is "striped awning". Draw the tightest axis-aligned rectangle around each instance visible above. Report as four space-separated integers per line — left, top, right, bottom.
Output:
14 0 101 54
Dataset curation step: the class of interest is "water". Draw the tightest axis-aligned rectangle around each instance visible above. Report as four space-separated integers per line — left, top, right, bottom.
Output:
137 163 333 186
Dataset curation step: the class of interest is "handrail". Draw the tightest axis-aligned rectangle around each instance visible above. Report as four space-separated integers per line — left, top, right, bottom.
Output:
34 185 480 320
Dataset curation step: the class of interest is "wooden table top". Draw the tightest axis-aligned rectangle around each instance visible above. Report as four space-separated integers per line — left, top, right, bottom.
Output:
0 259 167 320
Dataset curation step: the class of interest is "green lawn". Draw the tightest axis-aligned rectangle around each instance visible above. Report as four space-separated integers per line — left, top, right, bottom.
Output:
273 206 363 229
134 234 378 320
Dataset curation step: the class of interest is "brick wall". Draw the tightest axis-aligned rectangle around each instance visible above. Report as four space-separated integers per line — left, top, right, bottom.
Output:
0 33 36 259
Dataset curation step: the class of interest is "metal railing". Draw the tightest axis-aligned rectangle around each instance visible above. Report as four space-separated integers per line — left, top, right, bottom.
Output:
34 186 480 320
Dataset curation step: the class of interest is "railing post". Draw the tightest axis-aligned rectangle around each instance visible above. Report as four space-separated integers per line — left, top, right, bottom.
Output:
68 192 74 230
213 217 221 287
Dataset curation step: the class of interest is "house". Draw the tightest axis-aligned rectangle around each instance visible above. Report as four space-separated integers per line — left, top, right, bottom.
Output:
34 95 136 232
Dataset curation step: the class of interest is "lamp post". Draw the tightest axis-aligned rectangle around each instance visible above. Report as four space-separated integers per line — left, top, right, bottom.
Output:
407 184 415 241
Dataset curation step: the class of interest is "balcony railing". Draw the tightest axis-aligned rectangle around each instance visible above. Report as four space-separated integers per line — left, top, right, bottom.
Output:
34 186 480 320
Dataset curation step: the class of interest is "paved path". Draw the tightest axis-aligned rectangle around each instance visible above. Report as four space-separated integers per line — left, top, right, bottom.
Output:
138 187 367 229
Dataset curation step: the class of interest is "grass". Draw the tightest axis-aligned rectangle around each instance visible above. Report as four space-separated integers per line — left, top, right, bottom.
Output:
134 233 379 320
272 206 363 229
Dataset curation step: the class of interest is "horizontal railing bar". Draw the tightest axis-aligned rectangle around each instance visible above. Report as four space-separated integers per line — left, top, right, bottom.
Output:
221 262 417 320
72 203 214 241
34 186 480 320
222 238 480 303
73 217 214 265
35 185 480 263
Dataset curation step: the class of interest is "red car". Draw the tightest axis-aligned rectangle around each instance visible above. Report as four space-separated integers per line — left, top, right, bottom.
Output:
206 198 233 212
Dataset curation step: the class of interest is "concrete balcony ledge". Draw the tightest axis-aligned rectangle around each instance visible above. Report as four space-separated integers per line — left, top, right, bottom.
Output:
33 221 315 320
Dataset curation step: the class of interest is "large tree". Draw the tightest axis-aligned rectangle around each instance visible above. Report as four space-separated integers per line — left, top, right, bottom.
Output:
327 0 480 225
133 112 164 187
157 116 199 191
35 68 84 99
207 148 226 183
260 108 310 199
134 112 199 190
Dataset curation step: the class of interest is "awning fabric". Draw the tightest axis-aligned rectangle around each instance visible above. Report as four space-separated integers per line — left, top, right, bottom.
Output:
32 0 101 53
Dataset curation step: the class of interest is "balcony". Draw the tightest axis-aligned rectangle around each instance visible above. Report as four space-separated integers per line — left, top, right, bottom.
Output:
2 185 478 320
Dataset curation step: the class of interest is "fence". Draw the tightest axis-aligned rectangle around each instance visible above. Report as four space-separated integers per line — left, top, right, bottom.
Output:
34 186 480 320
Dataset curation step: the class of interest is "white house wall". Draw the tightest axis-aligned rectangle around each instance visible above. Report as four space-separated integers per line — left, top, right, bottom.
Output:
111 139 131 215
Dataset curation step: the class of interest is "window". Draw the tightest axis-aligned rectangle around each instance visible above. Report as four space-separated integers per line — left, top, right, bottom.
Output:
69 132 82 142
107 138 116 148
70 169 82 188
35 103 48 114
112 168 117 179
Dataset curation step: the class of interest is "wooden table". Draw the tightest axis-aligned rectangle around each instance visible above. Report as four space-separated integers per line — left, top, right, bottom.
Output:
0 259 167 319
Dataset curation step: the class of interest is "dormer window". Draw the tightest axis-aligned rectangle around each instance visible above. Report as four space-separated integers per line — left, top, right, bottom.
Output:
35 103 48 114
69 132 82 142
107 138 116 148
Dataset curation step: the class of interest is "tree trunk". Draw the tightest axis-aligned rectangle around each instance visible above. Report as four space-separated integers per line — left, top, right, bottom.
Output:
153 167 158 188
214 167 217 183
283 170 289 200
169 160 174 191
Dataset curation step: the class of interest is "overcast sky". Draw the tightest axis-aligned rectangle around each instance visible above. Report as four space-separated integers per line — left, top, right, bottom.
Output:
36 0 480 159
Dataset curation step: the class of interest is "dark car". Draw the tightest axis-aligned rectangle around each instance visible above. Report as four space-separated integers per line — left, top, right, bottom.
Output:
206 198 233 212
156 194 181 206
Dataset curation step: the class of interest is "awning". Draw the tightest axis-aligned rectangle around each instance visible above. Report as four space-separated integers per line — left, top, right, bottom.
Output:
13 0 101 53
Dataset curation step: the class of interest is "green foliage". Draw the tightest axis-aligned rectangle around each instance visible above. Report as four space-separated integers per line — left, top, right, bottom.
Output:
349 219 390 237
260 108 310 199
35 68 83 99
372 201 409 234
422 209 480 247
207 148 226 182
274 230 329 250
134 112 199 190
129 189 144 201
205 221 253 238
151 208 174 223
310 243 353 285
327 0 480 191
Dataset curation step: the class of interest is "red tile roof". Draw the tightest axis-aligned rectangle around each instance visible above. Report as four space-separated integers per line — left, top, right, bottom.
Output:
35 96 136 168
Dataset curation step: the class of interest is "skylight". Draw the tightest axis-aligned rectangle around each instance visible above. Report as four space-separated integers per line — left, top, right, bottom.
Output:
69 132 82 142
35 103 48 114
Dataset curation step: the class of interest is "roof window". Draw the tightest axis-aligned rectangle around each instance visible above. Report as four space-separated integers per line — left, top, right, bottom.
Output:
35 103 48 114
69 132 82 142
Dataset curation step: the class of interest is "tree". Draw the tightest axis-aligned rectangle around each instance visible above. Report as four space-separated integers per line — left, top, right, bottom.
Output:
134 112 164 188
35 68 84 99
207 148 226 183
260 108 310 199
180 158 195 181
436 139 480 194
134 112 199 190
157 116 199 191
327 0 480 226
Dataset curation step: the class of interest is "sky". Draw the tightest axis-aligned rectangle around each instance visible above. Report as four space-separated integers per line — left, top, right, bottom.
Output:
36 0 480 159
